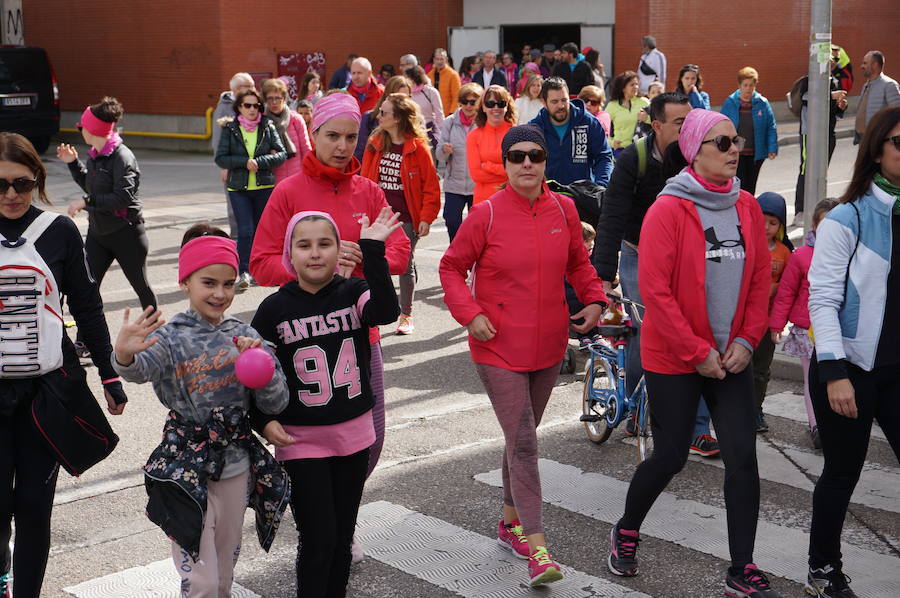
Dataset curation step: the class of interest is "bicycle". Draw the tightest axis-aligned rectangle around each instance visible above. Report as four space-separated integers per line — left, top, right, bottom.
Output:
579 294 653 461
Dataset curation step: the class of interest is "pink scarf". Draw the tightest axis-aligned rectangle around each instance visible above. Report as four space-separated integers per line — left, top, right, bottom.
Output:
412 84 425 94
238 113 262 132
458 110 474 127
88 132 123 159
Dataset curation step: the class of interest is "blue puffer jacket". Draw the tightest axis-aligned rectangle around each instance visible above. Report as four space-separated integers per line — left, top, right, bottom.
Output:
529 99 613 187
720 90 778 161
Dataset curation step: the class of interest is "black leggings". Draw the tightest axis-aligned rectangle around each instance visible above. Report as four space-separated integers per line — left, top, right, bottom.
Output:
283 448 369 598
84 224 156 309
618 367 760 569
808 357 900 570
0 397 60 598
736 155 764 195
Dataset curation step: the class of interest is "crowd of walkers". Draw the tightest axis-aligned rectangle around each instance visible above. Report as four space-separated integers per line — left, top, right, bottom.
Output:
0 35 898 598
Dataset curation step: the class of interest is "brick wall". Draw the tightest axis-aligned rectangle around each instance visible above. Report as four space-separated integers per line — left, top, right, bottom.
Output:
614 1 900 105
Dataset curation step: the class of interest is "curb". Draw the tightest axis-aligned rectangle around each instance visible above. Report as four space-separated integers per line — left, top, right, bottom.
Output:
771 351 803 382
777 127 854 147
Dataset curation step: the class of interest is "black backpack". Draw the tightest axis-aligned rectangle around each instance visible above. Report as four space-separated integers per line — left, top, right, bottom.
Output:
547 179 606 229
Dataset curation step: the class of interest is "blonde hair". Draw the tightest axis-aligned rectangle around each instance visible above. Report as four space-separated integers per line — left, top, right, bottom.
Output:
458 82 484 102
578 84 606 105
369 93 429 153
475 85 517 127
373 76 414 115
581 221 596 243
261 78 288 100
737 66 759 84
523 74 543 100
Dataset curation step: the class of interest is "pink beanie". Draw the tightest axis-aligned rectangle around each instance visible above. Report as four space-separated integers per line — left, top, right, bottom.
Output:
311 93 361 132
678 108 730 164
76 106 115 138
282 211 342 276
178 236 239 282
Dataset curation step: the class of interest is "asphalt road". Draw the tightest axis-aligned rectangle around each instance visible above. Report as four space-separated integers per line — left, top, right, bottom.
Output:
12 137 898 597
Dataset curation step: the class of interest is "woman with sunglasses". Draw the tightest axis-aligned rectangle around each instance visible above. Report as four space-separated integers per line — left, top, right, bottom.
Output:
215 88 287 290
676 64 711 110
362 93 440 335
56 96 157 358
262 78 312 184
578 85 612 137
607 109 782 598
442 124 607 588
804 106 900 598
354 75 413 162
437 82 483 241
515 74 544 124
606 71 650 157
720 66 778 194
1 133 128 598
466 85 517 204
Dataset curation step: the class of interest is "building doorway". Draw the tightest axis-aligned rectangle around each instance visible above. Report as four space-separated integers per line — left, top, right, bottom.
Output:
501 23 581 60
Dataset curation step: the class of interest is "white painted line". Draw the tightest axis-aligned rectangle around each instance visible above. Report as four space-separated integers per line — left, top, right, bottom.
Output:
63 558 260 597
764 392 886 441
356 500 653 597
475 459 899 598
54 473 145 506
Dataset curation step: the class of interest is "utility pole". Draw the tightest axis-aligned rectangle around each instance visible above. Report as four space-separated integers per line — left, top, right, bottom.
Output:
803 0 832 232
0 0 23 45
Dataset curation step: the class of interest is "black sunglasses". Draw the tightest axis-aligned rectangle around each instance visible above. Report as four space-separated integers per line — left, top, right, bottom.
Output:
884 135 900 150
506 148 547 164
483 100 508 109
459 98 478 106
241 102 262 110
701 135 746 152
0 177 38 195
585 99 601 106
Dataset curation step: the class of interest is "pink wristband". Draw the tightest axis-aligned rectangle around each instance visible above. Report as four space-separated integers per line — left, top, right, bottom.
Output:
102 377 120 385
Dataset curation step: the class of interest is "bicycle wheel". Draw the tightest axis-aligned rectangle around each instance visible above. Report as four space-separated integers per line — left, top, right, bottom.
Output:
582 358 616 444
635 380 654 462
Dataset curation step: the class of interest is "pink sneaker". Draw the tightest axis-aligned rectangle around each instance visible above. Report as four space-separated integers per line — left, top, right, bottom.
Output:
396 314 414 335
528 546 563 586
497 519 529 559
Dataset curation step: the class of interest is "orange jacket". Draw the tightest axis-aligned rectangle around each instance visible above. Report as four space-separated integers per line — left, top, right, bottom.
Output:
426 65 461 116
361 134 441 229
466 121 513 204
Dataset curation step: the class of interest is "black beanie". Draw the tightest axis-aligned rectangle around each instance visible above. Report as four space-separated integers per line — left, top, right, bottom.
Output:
501 124 547 165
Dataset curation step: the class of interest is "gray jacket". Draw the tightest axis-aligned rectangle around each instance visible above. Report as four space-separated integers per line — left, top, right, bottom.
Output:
435 109 476 196
212 91 234 152
861 73 900 126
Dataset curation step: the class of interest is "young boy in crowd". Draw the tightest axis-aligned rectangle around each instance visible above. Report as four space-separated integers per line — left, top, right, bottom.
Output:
567 222 600 349
753 192 793 432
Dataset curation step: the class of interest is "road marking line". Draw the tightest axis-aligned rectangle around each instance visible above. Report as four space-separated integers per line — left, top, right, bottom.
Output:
475 459 899 598
357 500 653 597
62 558 260 597
764 392 886 441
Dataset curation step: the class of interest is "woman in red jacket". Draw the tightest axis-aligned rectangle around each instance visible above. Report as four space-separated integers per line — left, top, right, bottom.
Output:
466 85 517 204
606 110 782 598
441 125 607 588
362 93 441 335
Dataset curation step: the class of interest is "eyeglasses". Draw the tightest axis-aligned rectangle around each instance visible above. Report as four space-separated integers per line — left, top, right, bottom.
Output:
459 99 478 106
884 135 900 150
0 177 38 195
378 109 394 118
483 100 508 109
265 96 285 103
506 148 547 164
241 102 262 110
701 135 746 152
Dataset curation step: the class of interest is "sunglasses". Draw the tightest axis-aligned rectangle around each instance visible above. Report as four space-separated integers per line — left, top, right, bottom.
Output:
506 148 547 164
585 99 601 106
701 135 746 152
0 177 38 195
241 102 262 110
378 109 394 117
885 135 900 150
483 100 508 109
459 98 478 106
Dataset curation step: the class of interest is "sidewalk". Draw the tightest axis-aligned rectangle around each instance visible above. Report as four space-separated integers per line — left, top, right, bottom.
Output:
776 120 855 147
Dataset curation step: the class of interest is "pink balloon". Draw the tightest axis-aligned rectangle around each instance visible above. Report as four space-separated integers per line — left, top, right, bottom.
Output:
234 347 276 389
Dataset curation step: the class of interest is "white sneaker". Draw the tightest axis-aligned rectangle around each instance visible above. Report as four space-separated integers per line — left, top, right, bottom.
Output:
236 272 252 293
396 315 414 335
792 212 804 227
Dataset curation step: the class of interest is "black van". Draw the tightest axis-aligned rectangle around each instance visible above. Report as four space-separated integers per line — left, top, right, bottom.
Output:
0 46 60 154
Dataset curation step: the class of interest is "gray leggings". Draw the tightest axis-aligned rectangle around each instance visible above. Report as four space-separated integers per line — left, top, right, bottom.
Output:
475 360 561 536
398 222 418 315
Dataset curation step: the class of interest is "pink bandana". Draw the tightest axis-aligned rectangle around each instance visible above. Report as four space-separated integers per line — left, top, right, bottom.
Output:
282 211 342 276
76 106 115 138
178 236 239 282
678 108 730 164
311 93 361 132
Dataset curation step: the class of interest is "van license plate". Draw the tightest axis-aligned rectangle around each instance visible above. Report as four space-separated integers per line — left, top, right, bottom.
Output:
3 97 31 106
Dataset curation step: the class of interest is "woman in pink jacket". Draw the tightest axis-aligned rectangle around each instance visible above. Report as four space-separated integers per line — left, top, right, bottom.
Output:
769 198 837 449
441 124 607 588
262 78 312 183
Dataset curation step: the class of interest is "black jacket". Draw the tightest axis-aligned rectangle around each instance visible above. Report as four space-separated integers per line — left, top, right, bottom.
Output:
214 117 287 191
67 143 142 236
551 60 595 96
593 131 667 282
472 68 508 90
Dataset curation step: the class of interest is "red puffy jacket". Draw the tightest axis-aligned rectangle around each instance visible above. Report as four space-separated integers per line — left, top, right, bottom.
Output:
638 190 770 374
769 242 813 331
440 184 607 372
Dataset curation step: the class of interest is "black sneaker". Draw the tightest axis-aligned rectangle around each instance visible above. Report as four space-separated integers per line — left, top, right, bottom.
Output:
689 433 721 458
756 412 769 433
623 415 637 437
806 565 858 597
725 564 782 597
607 524 640 577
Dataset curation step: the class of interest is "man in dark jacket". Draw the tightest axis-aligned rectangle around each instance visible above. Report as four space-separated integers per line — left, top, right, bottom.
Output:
329 54 358 90
550 42 594 95
472 50 508 90
529 77 612 187
594 92 721 457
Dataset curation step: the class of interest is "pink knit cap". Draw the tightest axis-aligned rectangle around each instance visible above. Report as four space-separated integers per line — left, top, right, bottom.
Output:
678 108 730 164
310 93 361 132
282 211 342 276
178 236 239 282
76 106 115 138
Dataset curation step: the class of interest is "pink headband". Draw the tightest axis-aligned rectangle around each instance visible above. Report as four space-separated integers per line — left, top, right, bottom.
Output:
76 106 115 138
178 236 239 282
524 62 539 72
311 93 361 132
678 108 730 164
282 211 342 276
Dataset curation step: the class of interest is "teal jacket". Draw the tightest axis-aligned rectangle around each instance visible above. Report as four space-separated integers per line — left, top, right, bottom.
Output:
720 90 778 161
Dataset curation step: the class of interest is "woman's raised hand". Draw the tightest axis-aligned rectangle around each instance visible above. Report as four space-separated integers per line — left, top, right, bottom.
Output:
114 306 165 366
359 207 402 242
56 144 78 164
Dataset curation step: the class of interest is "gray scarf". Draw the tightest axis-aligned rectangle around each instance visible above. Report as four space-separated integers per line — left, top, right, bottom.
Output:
659 169 739 211
266 108 297 157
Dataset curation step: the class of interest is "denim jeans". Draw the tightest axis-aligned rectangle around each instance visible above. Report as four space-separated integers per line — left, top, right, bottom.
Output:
443 192 473 242
618 242 711 436
228 187 273 274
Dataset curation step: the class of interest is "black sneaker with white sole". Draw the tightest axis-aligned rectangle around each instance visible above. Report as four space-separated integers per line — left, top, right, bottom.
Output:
607 524 640 577
724 564 782 597
806 565 858 597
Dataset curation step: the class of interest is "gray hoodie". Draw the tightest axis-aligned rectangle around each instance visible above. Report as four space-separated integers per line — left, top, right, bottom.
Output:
113 309 288 477
659 171 752 353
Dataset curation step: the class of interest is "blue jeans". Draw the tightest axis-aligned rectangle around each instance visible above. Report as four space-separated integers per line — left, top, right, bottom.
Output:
443 192 473 242
618 242 711 437
228 188 272 274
